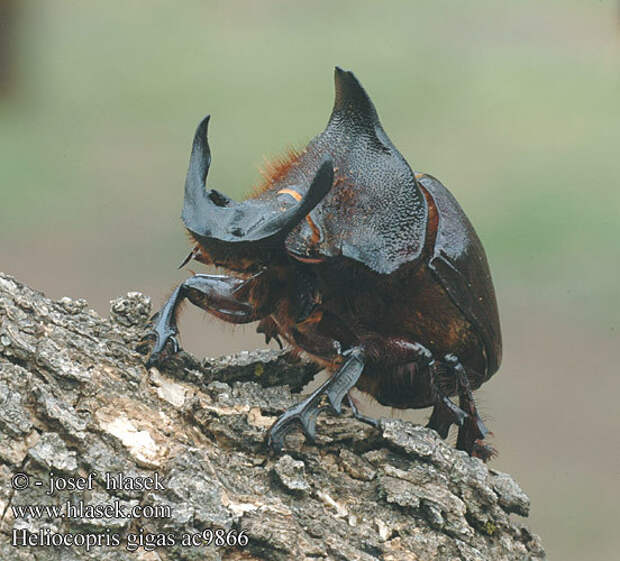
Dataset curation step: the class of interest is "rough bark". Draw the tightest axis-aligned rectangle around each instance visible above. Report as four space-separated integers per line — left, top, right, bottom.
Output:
0 272 545 560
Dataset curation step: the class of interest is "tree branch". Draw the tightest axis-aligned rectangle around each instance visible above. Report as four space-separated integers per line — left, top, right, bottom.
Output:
0 273 545 560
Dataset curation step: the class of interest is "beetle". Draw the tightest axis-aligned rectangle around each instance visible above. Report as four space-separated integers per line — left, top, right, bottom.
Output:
146 67 502 460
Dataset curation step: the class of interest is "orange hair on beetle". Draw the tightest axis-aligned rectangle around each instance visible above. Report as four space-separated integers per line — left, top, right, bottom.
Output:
249 147 303 198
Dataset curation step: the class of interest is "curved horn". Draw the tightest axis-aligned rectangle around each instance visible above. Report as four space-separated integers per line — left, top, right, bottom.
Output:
196 157 333 246
181 114 334 247
182 115 213 236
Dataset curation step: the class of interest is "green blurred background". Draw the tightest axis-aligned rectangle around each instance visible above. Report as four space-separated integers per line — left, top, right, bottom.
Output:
1 1 618 559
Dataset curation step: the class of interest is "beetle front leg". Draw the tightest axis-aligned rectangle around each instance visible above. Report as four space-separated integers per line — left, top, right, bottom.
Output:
146 272 277 367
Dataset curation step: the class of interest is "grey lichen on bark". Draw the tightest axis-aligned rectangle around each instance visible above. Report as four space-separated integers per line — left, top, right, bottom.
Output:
0 272 545 560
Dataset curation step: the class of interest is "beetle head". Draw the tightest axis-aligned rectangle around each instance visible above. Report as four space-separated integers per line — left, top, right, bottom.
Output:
181 67 426 275
181 115 334 272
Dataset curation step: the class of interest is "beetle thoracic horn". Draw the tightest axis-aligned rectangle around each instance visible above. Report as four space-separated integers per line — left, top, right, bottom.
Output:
181 115 334 247
331 66 381 131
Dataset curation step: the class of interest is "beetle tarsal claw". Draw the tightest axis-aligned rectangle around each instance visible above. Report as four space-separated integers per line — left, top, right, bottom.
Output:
267 347 367 451
144 283 185 368
146 311 181 366
301 406 330 441
146 329 179 368
267 378 330 450
472 440 497 462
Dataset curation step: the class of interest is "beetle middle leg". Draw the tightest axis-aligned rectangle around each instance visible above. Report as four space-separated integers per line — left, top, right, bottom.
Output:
268 336 441 451
267 347 365 451
146 271 279 367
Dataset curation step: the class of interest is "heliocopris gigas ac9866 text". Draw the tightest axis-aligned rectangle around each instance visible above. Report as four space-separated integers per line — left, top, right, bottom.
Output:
146 67 502 461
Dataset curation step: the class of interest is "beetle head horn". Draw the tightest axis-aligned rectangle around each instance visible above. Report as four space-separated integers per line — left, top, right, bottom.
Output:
181 115 334 256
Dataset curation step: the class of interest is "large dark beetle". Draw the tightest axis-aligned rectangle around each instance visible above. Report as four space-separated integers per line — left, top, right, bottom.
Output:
147 67 502 460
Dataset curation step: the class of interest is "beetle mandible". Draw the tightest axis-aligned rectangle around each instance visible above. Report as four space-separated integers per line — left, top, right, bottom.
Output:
147 67 502 460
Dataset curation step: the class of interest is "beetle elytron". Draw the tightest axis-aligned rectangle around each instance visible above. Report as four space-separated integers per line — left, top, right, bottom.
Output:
147 67 502 460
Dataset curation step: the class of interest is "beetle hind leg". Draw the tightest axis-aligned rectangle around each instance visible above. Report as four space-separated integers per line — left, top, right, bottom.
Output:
426 396 467 439
426 360 467 439
444 354 496 461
